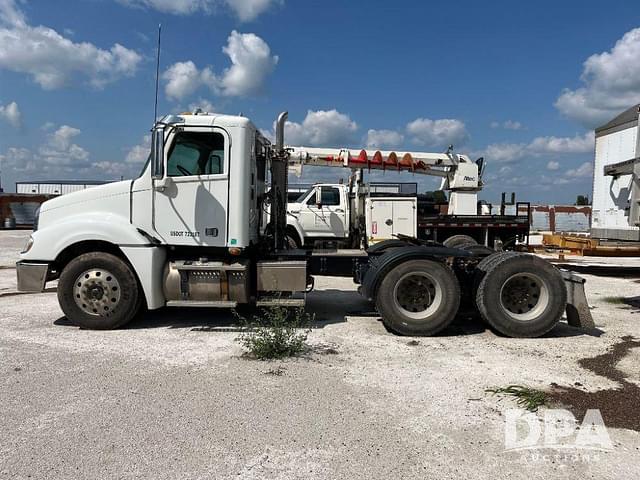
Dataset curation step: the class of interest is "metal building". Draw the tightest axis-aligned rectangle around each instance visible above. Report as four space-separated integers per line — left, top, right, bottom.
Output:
591 104 640 241
15 180 108 195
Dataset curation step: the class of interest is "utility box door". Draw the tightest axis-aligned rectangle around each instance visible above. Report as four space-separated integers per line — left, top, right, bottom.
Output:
366 197 417 244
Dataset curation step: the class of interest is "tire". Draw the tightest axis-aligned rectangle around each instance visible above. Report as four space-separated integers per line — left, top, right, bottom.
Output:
285 229 301 249
366 239 409 254
475 253 566 338
443 234 477 249
376 259 461 336
58 252 141 329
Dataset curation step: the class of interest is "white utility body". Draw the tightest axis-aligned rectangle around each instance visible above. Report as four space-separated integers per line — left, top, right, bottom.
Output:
365 196 417 243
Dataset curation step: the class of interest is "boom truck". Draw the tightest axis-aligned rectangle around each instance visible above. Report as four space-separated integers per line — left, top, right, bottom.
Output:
16 110 593 337
282 157 531 250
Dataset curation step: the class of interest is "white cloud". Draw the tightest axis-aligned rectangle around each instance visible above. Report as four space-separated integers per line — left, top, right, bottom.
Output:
284 110 358 146
163 31 277 100
188 99 216 113
163 61 216 101
527 131 594 154
480 132 594 163
491 120 524 130
38 125 89 166
565 161 593 178
0 100 21 127
225 0 281 22
365 129 404 148
118 0 281 21
406 118 468 147
555 27 640 127
219 30 278 96
547 160 560 171
125 134 151 164
0 124 90 179
0 123 143 182
0 0 142 89
118 0 214 15
481 142 527 163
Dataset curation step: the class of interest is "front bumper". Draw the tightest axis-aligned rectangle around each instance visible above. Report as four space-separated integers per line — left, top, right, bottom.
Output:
16 261 50 292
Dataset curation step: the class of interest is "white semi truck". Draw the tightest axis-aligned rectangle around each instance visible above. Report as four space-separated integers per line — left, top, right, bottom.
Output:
17 110 592 337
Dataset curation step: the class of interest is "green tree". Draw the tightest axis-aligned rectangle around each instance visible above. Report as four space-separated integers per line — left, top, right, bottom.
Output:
576 195 589 205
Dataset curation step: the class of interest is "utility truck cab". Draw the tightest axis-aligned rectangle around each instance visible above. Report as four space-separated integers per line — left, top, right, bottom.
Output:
16 110 592 338
287 184 350 244
285 182 418 248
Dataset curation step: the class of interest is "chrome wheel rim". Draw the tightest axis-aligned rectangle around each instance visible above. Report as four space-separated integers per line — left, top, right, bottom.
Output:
499 272 549 321
393 272 442 320
73 269 121 317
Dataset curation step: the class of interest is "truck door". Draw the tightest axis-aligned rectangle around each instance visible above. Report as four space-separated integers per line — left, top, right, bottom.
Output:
299 186 347 237
153 127 229 246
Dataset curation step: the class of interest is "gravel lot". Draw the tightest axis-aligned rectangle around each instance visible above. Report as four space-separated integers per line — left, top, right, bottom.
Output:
1 230 639 479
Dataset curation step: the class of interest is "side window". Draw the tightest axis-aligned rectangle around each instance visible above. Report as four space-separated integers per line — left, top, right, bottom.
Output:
167 131 225 177
305 187 341 206
321 187 341 206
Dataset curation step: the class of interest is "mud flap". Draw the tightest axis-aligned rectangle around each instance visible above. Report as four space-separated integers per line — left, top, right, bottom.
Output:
561 270 595 329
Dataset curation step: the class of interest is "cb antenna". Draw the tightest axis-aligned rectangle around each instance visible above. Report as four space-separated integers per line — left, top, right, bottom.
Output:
153 23 162 124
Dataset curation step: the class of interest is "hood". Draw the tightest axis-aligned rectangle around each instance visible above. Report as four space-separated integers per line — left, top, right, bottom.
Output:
40 180 131 213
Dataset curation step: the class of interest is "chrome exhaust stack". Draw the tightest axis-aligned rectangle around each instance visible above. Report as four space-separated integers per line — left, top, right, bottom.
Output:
275 111 288 152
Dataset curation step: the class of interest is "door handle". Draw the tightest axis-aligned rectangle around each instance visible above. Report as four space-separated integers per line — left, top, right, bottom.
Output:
385 219 393 226
335 209 345 213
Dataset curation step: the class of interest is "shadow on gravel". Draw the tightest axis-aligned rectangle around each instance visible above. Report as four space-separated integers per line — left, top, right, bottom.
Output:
53 286 603 339
547 335 640 431
553 264 640 279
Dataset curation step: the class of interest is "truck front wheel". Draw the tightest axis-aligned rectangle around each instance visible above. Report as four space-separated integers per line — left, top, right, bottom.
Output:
376 259 461 336
58 252 141 329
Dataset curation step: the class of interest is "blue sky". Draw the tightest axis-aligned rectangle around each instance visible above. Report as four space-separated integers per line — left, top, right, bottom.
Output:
1 0 639 203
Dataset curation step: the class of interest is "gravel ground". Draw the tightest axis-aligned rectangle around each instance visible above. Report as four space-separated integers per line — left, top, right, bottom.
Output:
1 230 639 479
0 230 28 268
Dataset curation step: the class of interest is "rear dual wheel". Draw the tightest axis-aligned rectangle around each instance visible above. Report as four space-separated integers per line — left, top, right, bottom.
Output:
376 259 460 336
475 253 566 337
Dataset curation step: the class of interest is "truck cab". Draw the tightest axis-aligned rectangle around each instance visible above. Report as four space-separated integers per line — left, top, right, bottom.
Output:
286 184 349 247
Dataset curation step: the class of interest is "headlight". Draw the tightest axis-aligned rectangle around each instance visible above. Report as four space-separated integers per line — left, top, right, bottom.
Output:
33 206 41 232
21 236 34 254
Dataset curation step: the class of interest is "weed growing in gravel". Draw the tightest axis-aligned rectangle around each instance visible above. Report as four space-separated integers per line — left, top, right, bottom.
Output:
486 385 546 411
234 306 313 360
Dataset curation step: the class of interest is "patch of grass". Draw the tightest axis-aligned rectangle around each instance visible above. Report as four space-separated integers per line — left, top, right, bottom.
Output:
234 306 313 360
486 385 546 412
602 296 626 304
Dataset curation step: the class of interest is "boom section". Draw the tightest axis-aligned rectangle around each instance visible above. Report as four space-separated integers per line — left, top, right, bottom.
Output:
287 146 471 178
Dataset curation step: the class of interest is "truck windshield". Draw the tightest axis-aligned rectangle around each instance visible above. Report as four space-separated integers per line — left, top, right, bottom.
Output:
295 187 314 203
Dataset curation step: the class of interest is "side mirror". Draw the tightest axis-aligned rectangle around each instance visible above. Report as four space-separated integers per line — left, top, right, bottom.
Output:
151 127 165 180
315 188 322 208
